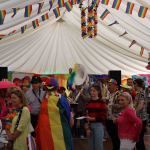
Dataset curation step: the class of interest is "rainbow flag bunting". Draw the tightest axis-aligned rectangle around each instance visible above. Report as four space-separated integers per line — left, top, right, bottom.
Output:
112 0 122 10
38 2 44 14
129 40 136 48
65 1 73 12
24 5 32 17
71 0 76 5
138 6 148 18
0 10 6 25
140 47 144 56
100 9 110 20
101 0 109 5
32 19 39 29
41 13 49 21
8 30 16 35
94 0 100 6
53 7 60 18
11 8 20 18
58 0 65 8
21 25 27 34
125 2 134 14
49 0 54 10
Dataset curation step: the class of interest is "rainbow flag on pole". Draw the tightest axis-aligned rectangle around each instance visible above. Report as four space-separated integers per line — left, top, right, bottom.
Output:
125 2 134 14
32 19 39 29
101 0 109 5
41 13 49 21
24 5 32 17
36 95 73 150
65 1 73 12
21 25 27 34
0 10 6 25
53 7 60 18
11 8 20 18
100 9 110 20
138 6 148 18
58 0 65 8
112 0 122 10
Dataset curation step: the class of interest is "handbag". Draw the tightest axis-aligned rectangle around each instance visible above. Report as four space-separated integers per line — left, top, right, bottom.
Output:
6 108 23 150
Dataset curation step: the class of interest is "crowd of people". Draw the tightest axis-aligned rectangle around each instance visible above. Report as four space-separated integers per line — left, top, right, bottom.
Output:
0 74 149 150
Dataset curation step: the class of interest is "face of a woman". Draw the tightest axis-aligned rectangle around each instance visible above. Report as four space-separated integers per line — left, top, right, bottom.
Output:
90 87 99 99
118 95 129 108
11 94 21 108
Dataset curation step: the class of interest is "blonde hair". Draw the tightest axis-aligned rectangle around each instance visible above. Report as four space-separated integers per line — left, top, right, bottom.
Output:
119 92 132 103
10 87 27 106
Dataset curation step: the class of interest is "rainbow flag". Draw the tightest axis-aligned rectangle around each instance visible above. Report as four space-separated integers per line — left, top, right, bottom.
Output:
138 6 148 18
71 0 76 5
53 7 60 18
49 0 54 10
21 25 27 34
65 1 72 12
94 0 100 6
0 34 6 40
32 19 39 29
0 10 6 25
101 0 109 5
100 9 110 20
36 95 73 150
38 2 44 14
11 8 20 18
125 2 134 14
41 13 49 21
112 0 122 10
24 5 32 17
58 0 65 8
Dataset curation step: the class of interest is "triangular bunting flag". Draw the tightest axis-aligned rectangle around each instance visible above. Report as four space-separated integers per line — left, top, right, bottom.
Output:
11 8 20 18
49 0 54 10
108 20 119 26
100 9 110 20
65 1 73 12
138 6 148 18
41 13 49 21
24 5 32 17
101 0 109 5
58 0 65 8
53 7 60 18
112 0 122 10
37 2 44 14
71 0 76 5
21 25 27 34
119 31 128 37
129 40 136 48
0 10 6 25
32 19 39 29
140 47 144 56
125 2 134 15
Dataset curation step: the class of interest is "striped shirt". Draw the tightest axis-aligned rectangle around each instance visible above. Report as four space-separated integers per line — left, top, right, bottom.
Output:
86 99 107 122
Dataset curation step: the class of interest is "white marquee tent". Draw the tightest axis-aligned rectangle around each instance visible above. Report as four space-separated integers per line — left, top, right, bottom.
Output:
0 0 150 75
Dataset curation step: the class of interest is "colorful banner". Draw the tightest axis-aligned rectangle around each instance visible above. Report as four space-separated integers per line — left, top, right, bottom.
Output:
125 2 134 14
24 5 32 17
112 0 122 10
138 6 148 18
101 0 109 5
32 19 39 29
41 13 49 21
65 1 73 12
71 0 76 5
11 8 20 18
53 7 61 18
0 10 6 25
49 0 54 10
21 25 27 34
100 9 110 20
38 2 44 14
58 0 65 8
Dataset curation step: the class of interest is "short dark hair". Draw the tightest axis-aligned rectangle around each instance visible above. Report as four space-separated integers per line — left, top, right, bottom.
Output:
134 78 144 88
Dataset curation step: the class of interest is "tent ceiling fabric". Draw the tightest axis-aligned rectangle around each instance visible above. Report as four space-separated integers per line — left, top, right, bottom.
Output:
0 0 150 75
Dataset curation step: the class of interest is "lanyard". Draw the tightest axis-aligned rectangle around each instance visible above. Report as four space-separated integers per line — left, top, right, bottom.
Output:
32 88 41 104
